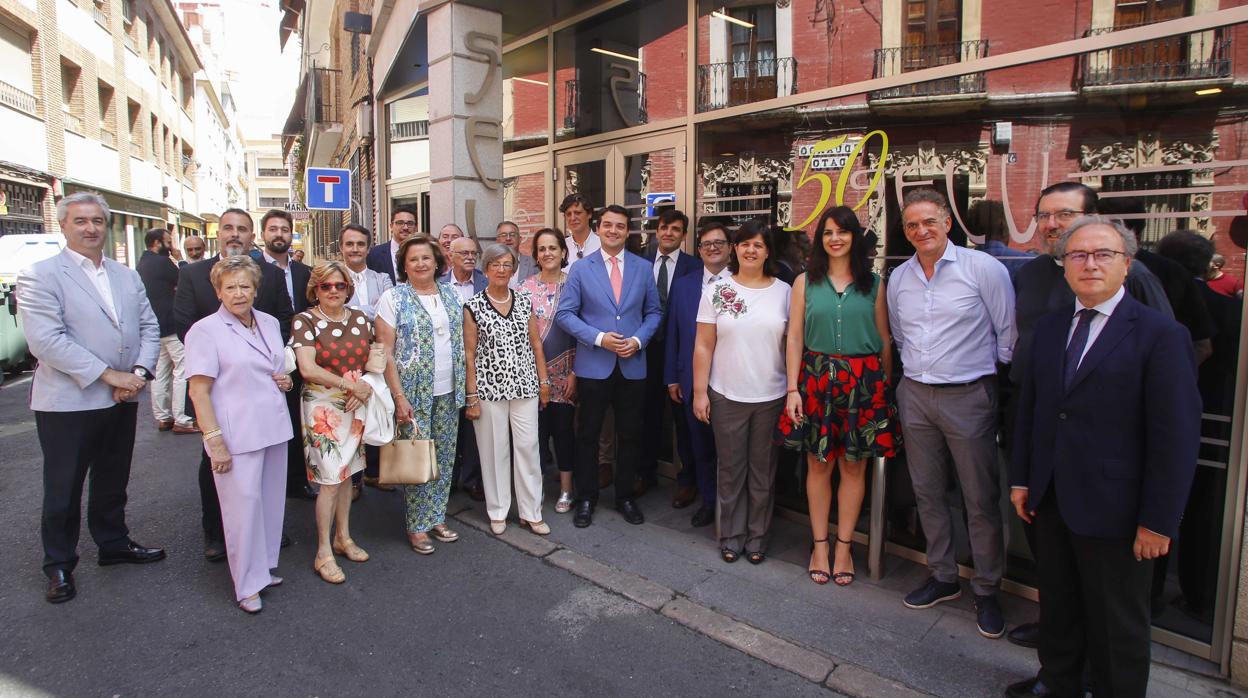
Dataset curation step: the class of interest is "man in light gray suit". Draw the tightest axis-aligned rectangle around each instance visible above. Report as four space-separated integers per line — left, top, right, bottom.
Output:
495 220 537 288
18 191 166 604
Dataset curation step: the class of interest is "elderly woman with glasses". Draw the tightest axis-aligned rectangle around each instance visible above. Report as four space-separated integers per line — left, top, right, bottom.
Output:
185 256 294 613
290 261 374 584
464 243 552 535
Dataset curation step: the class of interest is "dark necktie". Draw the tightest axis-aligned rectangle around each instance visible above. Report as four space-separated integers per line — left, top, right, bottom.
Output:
1063 308 1098 390
657 255 670 309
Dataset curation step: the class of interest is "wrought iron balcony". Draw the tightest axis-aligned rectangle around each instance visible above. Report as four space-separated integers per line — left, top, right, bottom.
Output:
563 72 648 132
309 67 341 125
1079 24 1231 88
0 80 36 115
870 40 988 100
696 57 797 112
389 120 429 142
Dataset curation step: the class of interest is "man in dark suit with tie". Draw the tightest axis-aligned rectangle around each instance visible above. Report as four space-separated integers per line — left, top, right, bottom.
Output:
664 221 730 527
259 209 314 499
174 208 294 561
367 205 418 284
637 209 701 500
1007 215 1200 698
556 204 663 527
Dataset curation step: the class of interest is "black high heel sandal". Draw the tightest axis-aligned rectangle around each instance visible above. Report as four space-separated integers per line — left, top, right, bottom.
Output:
832 537 856 587
808 538 830 585
720 548 739 563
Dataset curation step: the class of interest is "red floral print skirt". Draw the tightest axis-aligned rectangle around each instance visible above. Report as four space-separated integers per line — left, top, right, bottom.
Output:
776 351 900 462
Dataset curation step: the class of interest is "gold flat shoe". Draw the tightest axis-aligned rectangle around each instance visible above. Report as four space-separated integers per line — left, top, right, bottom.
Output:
430 525 459 543
313 555 346 584
332 538 370 562
408 533 435 555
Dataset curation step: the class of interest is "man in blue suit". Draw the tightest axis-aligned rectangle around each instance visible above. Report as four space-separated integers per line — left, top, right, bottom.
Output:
556 204 663 527
638 209 702 498
367 205 418 284
664 221 731 527
1007 216 1200 698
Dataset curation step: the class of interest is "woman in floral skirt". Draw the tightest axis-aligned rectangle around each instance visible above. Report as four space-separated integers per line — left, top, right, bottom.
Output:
778 206 900 587
291 261 374 584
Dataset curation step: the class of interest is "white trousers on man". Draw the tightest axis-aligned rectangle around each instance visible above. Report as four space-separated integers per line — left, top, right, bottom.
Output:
151 335 192 426
473 397 543 523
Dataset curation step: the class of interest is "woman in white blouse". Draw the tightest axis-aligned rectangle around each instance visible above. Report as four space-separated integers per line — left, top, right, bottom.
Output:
692 220 791 565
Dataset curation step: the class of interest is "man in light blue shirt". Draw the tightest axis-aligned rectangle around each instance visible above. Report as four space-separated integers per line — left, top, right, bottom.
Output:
886 188 1015 640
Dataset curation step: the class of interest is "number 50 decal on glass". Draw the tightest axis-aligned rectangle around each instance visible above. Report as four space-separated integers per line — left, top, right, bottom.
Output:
785 130 889 232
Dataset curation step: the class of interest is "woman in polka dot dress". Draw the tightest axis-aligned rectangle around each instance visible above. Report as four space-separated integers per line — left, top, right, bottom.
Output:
290 261 375 584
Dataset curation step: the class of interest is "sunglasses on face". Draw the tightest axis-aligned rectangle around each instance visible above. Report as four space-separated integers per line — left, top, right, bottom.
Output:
318 282 349 292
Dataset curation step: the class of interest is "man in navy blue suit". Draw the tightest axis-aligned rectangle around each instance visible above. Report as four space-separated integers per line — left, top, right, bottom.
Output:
1007 215 1200 698
556 204 663 528
664 221 731 527
637 209 702 499
367 205 417 284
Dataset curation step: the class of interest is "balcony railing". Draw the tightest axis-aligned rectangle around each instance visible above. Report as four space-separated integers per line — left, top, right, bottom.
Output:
63 112 83 133
258 167 289 177
696 57 797 112
870 40 989 100
1079 24 1231 87
130 141 142 158
99 128 115 146
389 120 429 142
310 67 341 125
259 197 290 208
93 6 108 26
563 73 647 131
0 80 37 115
124 33 137 52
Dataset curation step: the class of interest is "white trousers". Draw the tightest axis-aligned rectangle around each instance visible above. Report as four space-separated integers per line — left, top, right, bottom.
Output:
151 335 191 425
473 397 543 522
215 443 286 601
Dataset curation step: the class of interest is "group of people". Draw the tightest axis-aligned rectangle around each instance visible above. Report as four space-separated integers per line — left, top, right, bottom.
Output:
21 180 1218 697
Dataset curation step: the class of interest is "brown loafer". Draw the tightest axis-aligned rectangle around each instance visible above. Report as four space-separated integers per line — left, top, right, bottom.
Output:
363 476 396 492
172 422 201 434
672 485 697 509
157 420 174 432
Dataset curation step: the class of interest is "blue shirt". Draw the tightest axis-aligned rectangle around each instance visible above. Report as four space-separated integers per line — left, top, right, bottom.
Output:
887 241 1016 384
979 239 1034 281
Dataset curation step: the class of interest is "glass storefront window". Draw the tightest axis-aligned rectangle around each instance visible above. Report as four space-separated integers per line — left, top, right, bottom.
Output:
504 37 549 154
502 169 547 256
553 0 687 142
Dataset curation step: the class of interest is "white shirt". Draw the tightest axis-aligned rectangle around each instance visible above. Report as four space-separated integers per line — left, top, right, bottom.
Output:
566 230 601 267
652 248 683 296
1068 285 1126 369
65 247 116 322
376 288 455 396
448 271 476 303
696 275 791 402
390 239 400 266
702 266 725 290
263 251 295 306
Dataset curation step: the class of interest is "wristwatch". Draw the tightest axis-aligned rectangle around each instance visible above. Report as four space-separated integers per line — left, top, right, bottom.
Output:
132 366 153 381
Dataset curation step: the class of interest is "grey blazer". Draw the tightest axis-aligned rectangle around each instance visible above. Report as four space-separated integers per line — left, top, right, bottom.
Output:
513 254 538 286
18 249 161 412
347 267 394 320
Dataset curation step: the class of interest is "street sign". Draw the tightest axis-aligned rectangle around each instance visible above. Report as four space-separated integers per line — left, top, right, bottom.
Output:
306 167 351 211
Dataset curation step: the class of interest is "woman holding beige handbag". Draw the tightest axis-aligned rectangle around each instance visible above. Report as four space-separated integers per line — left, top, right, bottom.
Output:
290 261 375 584
374 236 466 555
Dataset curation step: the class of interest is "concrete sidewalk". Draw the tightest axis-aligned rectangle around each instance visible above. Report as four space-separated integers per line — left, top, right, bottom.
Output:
447 477 1243 698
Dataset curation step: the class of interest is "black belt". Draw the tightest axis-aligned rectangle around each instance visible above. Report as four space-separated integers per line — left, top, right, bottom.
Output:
908 375 990 388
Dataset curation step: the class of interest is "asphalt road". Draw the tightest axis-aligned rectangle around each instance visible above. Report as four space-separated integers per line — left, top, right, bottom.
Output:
0 374 831 697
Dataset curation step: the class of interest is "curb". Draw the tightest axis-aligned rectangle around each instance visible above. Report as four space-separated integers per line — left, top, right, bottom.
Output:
452 509 931 697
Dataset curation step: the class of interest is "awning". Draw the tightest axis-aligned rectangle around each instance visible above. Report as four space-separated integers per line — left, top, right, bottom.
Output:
62 179 169 221
279 0 305 50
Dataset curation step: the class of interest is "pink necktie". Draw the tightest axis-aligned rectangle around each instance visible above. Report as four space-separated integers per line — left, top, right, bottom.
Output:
609 256 622 303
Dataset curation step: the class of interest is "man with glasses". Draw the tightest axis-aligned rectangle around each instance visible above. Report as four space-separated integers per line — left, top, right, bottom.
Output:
496 220 537 287
1006 216 1199 698
440 234 488 501
561 193 600 266
368 205 418 284
1005 181 1174 649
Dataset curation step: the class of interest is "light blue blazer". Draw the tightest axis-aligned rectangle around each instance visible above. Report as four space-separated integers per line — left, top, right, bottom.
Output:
555 249 662 380
18 249 160 412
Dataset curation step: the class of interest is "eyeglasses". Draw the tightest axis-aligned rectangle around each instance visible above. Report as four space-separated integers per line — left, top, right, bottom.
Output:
393 220 416 228
452 251 478 258
698 240 728 250
317 282 349 291
1034 210 1084 224
488 262 515 271
1061 249 1126 265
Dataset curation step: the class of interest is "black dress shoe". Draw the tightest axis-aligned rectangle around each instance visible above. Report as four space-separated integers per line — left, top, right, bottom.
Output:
617 499 644 525
1007 621 1040 649
1005 677 1054 697
573 500 594 528
98 541 166 566
204 538 226 561
46 570 75 604
280 534 293 549
690 505 714 527
467 484 486 502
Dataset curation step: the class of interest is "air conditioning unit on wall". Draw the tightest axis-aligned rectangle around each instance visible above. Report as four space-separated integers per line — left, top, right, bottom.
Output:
357 102 373 145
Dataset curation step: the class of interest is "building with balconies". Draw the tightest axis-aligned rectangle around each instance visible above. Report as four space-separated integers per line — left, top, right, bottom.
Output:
0 0 205 265
244 136 290 225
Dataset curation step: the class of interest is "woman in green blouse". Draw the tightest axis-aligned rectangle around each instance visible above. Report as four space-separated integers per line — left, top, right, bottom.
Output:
779 207 901 587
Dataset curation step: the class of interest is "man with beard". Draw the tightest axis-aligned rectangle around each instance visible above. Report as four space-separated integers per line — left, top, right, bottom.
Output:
260 209 314 500
137 228 196 434
182 235 206 264
367 205 417 284
174 208 294 561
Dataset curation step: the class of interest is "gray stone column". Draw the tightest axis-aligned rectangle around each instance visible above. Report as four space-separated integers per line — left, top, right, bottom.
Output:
426 1 502 240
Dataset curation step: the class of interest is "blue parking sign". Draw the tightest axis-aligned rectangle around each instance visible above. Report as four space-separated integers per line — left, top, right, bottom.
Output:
306 167 351 211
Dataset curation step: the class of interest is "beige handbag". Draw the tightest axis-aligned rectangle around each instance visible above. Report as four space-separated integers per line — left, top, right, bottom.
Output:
364 342 387 374
379 428 439 485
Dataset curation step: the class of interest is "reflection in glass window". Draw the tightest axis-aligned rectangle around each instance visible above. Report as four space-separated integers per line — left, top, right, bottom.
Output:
504 38 549 154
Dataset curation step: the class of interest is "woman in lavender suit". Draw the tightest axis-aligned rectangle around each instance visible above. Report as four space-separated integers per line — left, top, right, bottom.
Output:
186 256 294 614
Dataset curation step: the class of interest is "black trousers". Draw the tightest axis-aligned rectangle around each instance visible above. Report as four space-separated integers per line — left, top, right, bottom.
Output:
640 337 693 485
1036 493 1152 698
284 373 306 493
575 365 645 504
36 403 138 575
539 402 575 473
199 450 225 542
455 409 482 488
351 445 380 485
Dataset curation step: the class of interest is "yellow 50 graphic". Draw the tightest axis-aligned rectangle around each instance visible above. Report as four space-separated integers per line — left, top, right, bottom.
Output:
785 130 889 232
